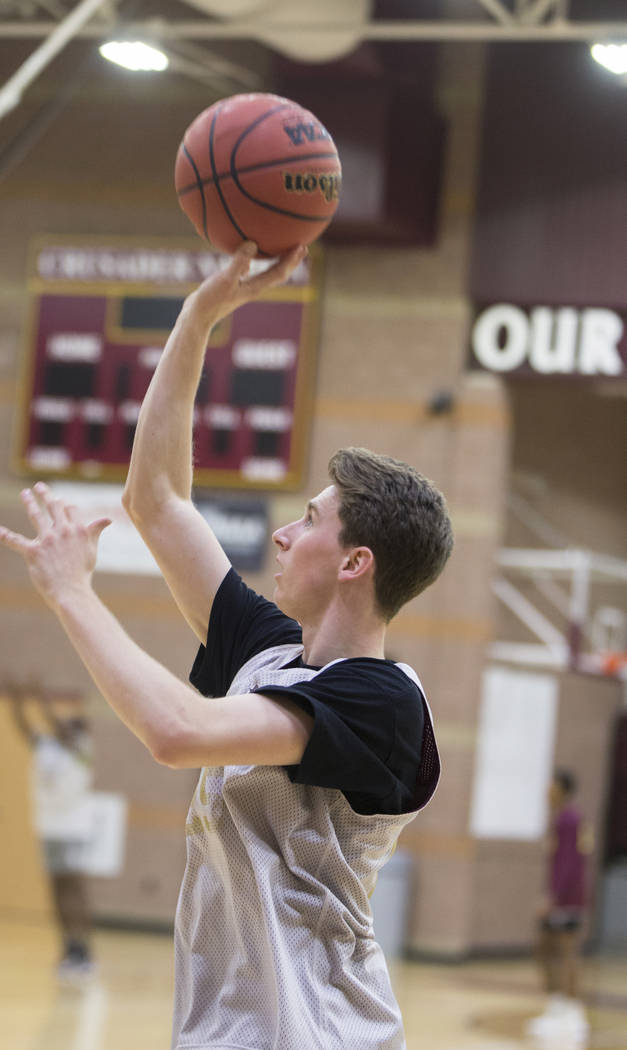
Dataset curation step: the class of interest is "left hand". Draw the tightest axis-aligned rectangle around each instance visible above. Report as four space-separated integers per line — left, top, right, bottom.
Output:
0 482 111 609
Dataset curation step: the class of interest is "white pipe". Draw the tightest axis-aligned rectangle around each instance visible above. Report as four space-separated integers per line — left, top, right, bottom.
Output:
489 641 569 668
497 548 627 580
507 492 571 549
497 548 584 572
532 572 572 618
492 575 569 654
0 0 108 121
569 550 591 627
0 19 625 42
520 0 560 24
473 0 514 25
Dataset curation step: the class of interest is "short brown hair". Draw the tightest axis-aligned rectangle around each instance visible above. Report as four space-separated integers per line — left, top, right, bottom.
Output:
328 447 453 622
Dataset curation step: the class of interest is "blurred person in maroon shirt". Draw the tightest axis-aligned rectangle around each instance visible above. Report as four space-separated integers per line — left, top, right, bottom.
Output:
527 769 593 1044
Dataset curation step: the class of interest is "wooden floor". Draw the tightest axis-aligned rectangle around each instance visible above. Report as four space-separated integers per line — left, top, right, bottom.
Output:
2 920 627 1050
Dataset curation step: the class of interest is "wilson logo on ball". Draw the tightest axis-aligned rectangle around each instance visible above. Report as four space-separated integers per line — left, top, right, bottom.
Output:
283 172 341 202
282 121 332 147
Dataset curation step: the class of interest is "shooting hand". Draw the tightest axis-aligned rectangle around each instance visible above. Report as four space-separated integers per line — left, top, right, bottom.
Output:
185 241 307 327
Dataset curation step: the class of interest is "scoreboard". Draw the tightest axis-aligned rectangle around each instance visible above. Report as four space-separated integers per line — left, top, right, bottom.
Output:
15 237 322 490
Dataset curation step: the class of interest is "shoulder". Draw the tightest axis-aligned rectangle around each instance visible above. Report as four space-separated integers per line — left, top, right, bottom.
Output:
309 658 425 748
314 658 424 705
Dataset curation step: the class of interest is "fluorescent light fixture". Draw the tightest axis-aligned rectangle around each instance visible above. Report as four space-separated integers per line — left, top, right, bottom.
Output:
590 43 627 76
100 40 169 72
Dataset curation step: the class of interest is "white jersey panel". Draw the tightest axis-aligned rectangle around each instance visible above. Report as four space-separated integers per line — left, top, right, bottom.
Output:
172 644 434 1050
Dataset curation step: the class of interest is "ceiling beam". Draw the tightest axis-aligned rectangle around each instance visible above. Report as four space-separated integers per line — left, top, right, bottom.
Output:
473 0 515 24
164 38 263 91
519 0 561 23
0 0 107 120
0 17 625 42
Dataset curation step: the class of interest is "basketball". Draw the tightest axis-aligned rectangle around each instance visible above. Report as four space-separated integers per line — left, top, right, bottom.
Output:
174 92 341 257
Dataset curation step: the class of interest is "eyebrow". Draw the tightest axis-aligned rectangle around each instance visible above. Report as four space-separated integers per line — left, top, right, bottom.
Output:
306 500 320 516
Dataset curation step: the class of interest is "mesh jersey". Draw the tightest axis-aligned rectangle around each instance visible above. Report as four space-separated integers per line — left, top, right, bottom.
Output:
172 643 440 1050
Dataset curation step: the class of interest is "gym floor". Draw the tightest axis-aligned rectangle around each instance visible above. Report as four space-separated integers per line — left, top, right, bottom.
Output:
2 920 626 1050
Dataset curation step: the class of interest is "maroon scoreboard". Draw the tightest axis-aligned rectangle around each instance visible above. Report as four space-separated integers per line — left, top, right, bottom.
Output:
15 238 322 490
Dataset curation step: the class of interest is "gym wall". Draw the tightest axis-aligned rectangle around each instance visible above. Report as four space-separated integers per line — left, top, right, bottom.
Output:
0 36 624 957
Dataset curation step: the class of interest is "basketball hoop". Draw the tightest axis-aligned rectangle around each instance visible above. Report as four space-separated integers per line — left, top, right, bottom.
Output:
600 652 627 678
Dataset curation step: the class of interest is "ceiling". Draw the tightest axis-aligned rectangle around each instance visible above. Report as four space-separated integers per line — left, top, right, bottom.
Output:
1 0 626 122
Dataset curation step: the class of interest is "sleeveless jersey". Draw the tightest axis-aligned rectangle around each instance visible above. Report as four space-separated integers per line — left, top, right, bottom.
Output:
172 643 439 1050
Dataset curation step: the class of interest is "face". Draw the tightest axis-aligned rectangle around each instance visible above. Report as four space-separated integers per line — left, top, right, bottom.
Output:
271 485 347 623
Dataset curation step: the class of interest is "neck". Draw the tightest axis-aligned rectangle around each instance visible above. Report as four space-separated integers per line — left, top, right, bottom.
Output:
300 598 387 668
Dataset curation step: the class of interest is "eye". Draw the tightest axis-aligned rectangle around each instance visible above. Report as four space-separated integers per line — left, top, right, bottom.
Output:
304 511 313 527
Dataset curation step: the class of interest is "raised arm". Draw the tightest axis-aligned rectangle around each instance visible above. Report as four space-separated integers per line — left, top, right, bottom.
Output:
122 242 306 642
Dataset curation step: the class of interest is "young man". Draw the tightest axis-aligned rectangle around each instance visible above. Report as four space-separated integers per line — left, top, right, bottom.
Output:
10 683 95 981
527 769 591 1044
0 243 453 1049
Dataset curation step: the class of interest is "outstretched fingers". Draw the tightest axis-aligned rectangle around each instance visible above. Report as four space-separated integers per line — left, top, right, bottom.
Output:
20 486 51 534
88 517 113 541
228 240 257 283
238 244 307 299
64 502 81 524
0 524 31 555
32 481 65 526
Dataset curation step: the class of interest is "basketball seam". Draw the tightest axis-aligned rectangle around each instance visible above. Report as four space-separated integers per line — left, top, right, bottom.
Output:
209 105 250 247
176 151 339 198
181 143 208 241
230 107 337 223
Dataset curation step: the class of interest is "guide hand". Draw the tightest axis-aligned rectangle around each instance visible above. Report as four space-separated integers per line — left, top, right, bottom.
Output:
0 482 111 609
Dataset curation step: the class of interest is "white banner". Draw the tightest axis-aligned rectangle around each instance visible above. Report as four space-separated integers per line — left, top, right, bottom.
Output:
470 666 558 840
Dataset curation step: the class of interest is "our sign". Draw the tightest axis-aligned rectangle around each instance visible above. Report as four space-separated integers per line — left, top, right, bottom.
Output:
470 304 626 378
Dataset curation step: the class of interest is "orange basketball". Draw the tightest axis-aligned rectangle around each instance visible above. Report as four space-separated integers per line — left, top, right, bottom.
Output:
175 92 341 257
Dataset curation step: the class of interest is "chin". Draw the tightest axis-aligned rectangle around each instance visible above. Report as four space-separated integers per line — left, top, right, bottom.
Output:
273 588 298 621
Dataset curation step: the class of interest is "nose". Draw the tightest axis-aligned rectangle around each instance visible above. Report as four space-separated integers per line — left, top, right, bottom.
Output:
272 523 290 550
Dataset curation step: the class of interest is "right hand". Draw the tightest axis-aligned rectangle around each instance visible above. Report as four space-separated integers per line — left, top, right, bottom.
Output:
185 241 307 327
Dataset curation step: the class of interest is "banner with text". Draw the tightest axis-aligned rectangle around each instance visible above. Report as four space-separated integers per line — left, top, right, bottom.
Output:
469 303 627 379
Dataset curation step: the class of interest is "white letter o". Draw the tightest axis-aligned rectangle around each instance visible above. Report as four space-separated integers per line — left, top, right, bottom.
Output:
472 304 529 372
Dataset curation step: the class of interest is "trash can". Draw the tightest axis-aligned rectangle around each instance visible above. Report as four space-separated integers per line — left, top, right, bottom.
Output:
369 849 413 959
598 859 627 950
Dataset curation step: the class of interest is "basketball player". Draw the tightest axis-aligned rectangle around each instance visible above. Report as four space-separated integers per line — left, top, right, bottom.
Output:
10 683 95 981
526 769 591 1043
0 242 453 1050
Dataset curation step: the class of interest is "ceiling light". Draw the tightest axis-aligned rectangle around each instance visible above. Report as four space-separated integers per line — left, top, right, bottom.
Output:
100 41 169 72
590 43 627 76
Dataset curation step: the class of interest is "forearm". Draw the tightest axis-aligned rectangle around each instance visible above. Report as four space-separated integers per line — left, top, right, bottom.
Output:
124 295 216 512
123 244 304 516
50 586 311 770
53 584 199 761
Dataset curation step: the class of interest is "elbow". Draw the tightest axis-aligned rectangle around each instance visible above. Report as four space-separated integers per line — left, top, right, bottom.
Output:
149 722 199 769
149 731 183 768
122 485 159 532
121 485 143 525
122 480 182 528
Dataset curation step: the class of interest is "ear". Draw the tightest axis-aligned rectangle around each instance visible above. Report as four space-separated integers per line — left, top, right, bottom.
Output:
338 546 375 583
